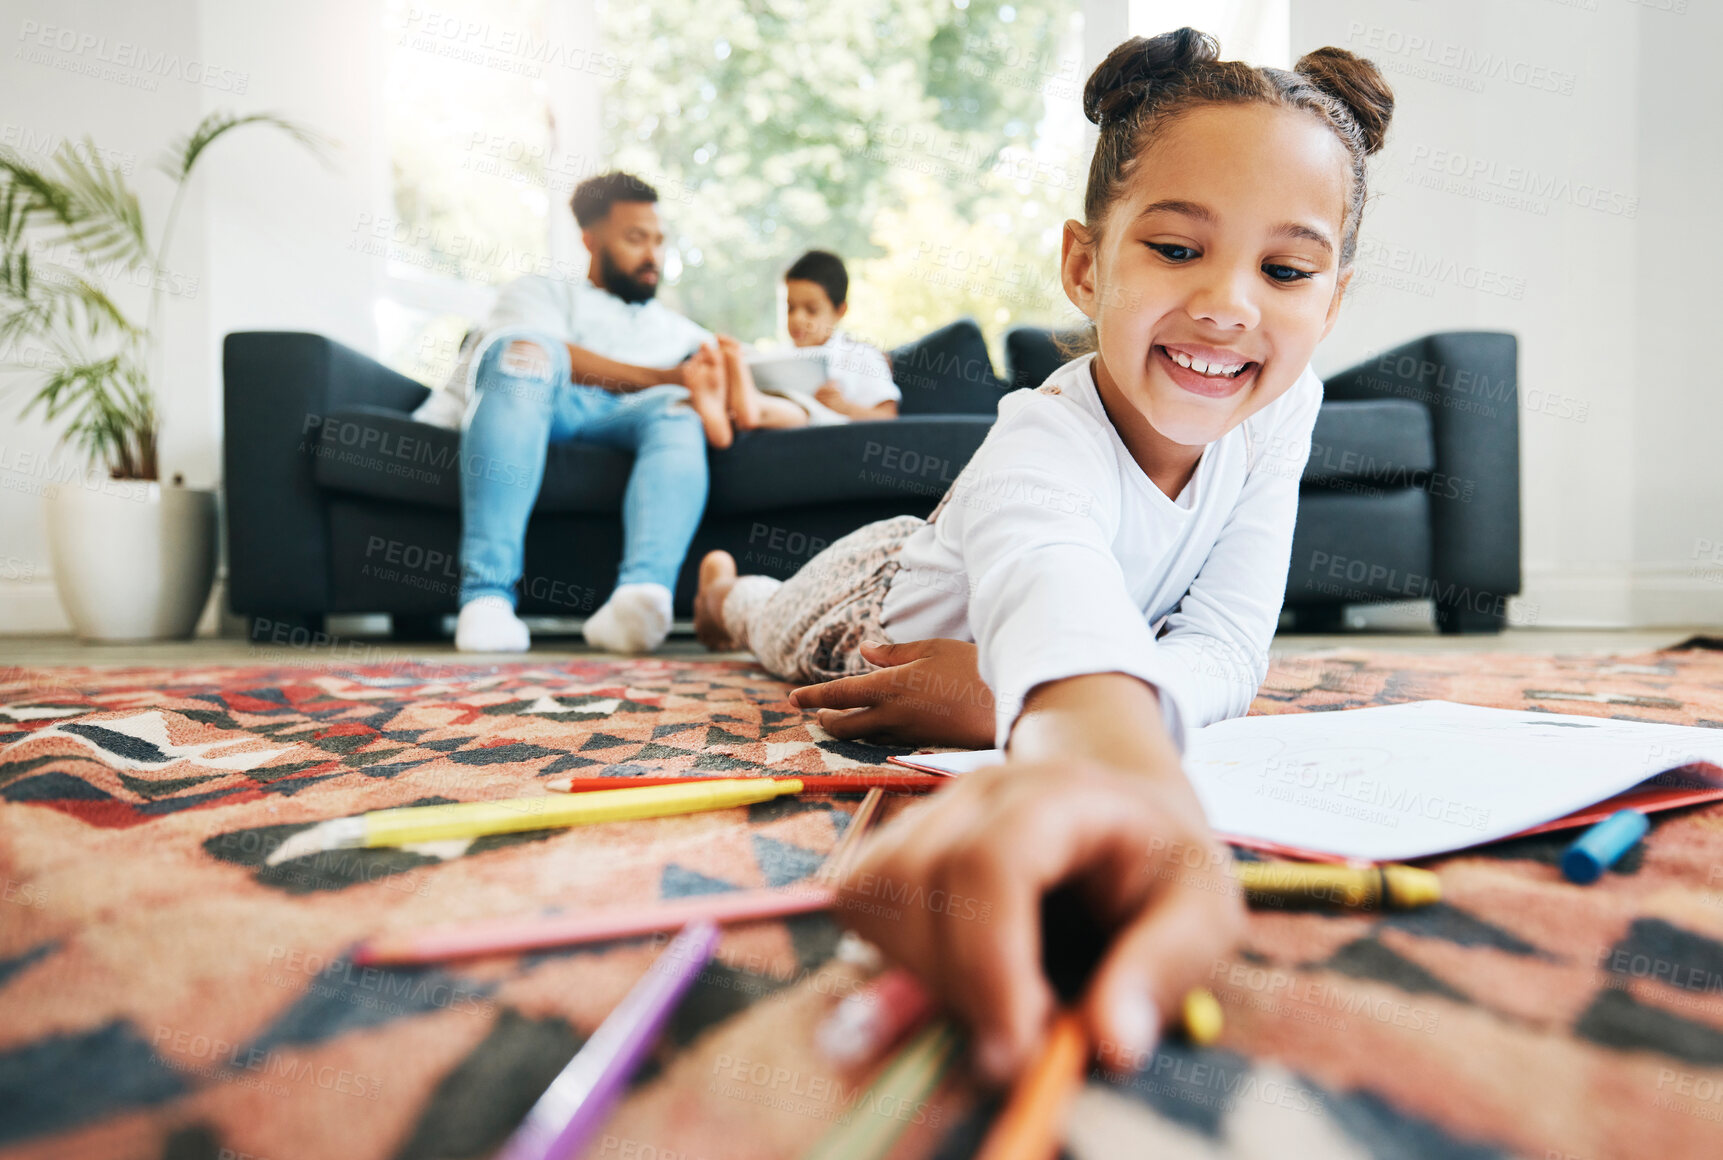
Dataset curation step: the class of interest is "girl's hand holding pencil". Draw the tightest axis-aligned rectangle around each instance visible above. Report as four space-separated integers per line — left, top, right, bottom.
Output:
832 743 1245 1085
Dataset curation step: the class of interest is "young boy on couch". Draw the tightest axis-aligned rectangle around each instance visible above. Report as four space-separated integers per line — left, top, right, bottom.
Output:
717 250 901 429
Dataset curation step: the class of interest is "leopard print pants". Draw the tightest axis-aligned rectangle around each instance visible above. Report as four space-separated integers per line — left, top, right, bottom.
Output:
720 514 927 685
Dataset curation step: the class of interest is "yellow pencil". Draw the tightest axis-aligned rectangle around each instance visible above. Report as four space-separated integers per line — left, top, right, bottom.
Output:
264 778 804 864
1232 861 1441 909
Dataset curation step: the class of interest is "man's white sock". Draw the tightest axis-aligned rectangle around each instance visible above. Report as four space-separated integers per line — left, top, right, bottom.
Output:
455 595 530 653
583 583 674 654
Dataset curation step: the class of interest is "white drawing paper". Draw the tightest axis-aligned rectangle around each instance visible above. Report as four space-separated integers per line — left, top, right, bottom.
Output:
893 701 1723 861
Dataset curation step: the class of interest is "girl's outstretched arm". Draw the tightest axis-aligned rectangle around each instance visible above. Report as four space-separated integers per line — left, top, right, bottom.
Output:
831 378 1251 1080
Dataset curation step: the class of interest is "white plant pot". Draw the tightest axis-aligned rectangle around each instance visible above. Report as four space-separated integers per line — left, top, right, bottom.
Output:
45 480 217 642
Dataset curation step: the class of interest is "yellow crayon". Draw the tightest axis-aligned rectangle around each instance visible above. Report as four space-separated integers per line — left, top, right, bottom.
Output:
1182 987 1224 1046
1233 860 1441 910
266 778 803 863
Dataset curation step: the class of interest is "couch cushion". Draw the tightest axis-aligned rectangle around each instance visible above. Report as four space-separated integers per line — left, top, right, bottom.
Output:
314 395 1435 515
308 405 632 514
310 406 994 517
889 319 1010 416
1003 325 1083 391
1303 399 1435 486
708 417 992 512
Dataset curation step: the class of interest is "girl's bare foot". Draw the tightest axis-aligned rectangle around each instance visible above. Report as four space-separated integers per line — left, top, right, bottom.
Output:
694 550 740 650
717 335 763 430
683 344 734 449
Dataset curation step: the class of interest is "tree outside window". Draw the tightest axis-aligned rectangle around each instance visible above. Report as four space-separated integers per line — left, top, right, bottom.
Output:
598 0 1086 360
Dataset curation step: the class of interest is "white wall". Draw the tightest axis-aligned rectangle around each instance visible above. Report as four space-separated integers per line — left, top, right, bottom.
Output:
1629 0 1723 625
196 1 387 401
1290 0 1721 628
0 0 387 634
3 0 207 631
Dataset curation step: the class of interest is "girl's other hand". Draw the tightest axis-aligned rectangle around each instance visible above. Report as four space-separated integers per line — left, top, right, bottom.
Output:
833 760 1245 1085
790 639 995 749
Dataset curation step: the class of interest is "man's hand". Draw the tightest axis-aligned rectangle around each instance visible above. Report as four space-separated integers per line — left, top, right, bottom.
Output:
790 639 995 748
835 760 1247 1084
565 343 678 394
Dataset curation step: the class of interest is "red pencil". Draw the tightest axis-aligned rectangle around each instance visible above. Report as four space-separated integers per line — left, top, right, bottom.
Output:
544 773 946 795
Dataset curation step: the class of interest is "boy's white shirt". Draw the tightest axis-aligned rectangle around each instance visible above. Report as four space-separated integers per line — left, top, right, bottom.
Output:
880 352 1323 751
741 329 901 426
411 274 713 429
790 329 900 409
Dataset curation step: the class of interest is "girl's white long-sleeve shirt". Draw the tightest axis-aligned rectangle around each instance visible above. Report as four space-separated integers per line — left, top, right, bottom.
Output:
879 352 1323 751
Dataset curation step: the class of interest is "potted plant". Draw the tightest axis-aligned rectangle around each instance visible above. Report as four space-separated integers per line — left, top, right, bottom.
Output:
1 112 325 641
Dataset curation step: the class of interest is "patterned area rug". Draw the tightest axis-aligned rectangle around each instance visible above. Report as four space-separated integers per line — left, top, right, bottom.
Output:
4 645 1723 1160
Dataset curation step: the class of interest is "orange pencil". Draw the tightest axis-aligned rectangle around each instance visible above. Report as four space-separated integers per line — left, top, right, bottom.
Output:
974 1010 1089 1160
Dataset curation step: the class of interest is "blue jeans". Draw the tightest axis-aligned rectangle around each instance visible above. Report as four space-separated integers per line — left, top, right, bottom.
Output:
458 330 709 607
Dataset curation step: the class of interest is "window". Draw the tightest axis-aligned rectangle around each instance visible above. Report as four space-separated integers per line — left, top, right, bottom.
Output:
378 0 557 385
372 0 1287 383
596 0 1087 361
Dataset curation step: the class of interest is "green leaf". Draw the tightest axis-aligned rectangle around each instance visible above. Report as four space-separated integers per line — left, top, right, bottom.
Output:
51 138 150 270
2 111 327 477
160 111 335 183
0 142 149 271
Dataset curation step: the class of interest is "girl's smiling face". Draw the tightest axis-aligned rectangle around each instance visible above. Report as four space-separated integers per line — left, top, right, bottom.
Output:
1063 102 1354 474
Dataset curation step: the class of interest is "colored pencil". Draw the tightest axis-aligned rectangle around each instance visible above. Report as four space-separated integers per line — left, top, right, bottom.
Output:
353 884 836 966
544 773 945 795
356 788 886 967
974 1010 1089 1160
266 778 804 864
817 787 886 886
803 1019 961 1160
496 920 719 1160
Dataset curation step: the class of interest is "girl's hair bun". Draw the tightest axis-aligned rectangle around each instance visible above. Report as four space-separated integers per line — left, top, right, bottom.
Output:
1294 47 1394 155
1084 28 1219 128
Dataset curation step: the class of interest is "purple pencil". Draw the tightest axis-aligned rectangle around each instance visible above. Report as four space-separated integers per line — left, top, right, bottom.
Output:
497 920 720 1160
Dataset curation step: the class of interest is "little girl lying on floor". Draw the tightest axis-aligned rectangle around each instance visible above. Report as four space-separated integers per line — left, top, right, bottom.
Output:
695 28 1393 1082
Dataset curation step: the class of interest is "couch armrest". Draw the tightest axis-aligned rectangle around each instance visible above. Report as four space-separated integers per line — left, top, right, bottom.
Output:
222 331 430 615
1322 331 1521 610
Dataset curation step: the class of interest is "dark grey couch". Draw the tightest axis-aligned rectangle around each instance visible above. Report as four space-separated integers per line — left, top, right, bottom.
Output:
222 322 1519 639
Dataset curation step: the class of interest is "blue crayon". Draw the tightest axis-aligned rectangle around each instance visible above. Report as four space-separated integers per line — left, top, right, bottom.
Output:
1561 809 1649 884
